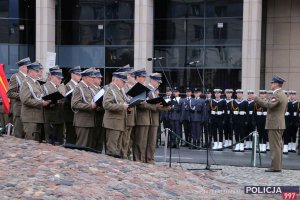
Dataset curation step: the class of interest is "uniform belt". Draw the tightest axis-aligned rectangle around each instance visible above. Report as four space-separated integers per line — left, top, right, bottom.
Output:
233 111 246 115
211 111 223 115
249 111 253 115
285 112 290 116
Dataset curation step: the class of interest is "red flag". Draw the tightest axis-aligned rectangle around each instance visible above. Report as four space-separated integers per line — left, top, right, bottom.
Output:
0 64 10 114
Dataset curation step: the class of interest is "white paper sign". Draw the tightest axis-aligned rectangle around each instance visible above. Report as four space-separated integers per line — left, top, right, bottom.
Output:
46 52 56 70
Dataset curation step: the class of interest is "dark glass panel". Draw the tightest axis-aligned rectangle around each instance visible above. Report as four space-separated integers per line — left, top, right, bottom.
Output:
204 69 241 90
205 18 242 45
187 46 204 66
0 0 8 18
56 21 104 45
154 19 185 45
206 0 243 17
187 19 204 45
56 0 104 20
205 46 242 68
103 67 118 85
154 0 204 19
105 47 133 67
154 46 186 68
105 0 134 19
0 19 35 44
105 20 134 45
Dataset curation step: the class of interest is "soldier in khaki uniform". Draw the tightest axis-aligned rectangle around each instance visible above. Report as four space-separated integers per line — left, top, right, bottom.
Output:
7 57 31 138
43 68 65 144
19 62 51 141
71 68 97 147
64 66 81 144
117 65 136 159
89 69 105 151
252 75 288 172
146 73 170 163
103 71 129 158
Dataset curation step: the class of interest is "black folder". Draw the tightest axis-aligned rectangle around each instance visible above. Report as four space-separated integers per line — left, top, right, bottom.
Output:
147 96 172 106
42 91 64 101
126 82 150 97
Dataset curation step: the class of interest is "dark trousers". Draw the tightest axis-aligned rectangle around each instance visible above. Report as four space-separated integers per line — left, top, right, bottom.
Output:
283 123 298 144
191 121 203 141
257 121 267 144
170 120 182 141
246 121 255 141
211 120 223 142
233 121 246 143
223 118 232 140
182 120 191 143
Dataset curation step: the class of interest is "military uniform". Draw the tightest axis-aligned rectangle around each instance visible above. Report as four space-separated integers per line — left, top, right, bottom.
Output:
232 89 248 152
19 63 45 141
103 81 127 158
283 90 299 154
254 75 288 172
7 57 30 138
190 91 205 148
181 88 193 146
223 89 234 147
43 78 64 144
245 90 255 150
254 90 268 153
169 88 183 147
209 89 226 150
71 74 96 147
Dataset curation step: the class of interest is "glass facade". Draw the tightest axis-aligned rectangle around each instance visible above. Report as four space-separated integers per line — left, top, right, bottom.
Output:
154 0 243 91
55 0 134 83
0 0 35 77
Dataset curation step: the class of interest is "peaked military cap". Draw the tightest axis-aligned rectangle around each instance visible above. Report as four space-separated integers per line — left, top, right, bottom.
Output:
173 87 180 92
194 88 202 92
288 90 297 94
271 74 286 84
259 90 267 94
49 66 60 73
93 69 102 78
166 87 172 92
213 89 222 93
206 89 212 94
69 66 81 74
81 68 96 77
50 69 64 79
225 89 233 93
186 87 192 92
236 89 244 93
17 57 31 67
116 64 131 72
112 71 128 82
150 73 162 83
132 68 147 77
27 62 43 71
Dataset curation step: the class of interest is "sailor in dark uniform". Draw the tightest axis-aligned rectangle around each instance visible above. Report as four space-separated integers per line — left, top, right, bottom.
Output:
169 87 183 147
254 90 268 153
209 89 226 150
181 87 193 147
203 89 212 148
223 89 234 147
245 90 255 150
189 88 205 149
232 89 248 152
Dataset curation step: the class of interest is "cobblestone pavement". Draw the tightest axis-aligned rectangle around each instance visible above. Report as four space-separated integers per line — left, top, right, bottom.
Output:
0 136 299 199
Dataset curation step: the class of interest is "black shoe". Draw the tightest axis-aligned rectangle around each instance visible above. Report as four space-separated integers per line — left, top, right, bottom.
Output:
265 168 281 172
107 153 122 159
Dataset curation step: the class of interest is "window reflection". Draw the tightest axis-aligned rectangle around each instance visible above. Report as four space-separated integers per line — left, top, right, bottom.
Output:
105 20 134 45
206 0 243 17
105 0 134 19
105 47 133 67
205 46 241 68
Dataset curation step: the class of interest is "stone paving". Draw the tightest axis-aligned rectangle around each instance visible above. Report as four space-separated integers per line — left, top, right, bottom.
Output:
0 135 299 199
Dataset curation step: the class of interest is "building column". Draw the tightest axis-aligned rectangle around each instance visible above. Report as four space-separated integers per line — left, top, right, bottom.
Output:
36 0 55 79
134 0 154 73
241 0 262 91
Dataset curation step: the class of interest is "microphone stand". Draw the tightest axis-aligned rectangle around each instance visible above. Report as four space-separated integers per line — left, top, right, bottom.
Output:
188 102 222 171
154 58 173 90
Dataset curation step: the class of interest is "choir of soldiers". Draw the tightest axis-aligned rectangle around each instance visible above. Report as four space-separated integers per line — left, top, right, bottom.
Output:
6 57 172 164
5 57 300 162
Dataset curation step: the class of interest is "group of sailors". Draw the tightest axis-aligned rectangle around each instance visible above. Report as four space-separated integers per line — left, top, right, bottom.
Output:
160 87 300 155
6 57 171 164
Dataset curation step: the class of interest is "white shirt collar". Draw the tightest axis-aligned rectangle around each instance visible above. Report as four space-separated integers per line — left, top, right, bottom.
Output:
81 80 89 88
71 79 78 86
19 71 27 77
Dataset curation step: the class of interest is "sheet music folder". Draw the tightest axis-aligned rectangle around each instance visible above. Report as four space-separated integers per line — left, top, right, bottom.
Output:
126 83 150 107
42 91 64 101
147 96 173 106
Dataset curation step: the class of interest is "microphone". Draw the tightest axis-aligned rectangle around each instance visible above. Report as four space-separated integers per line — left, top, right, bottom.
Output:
188 60 201 65
147 57 165 61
